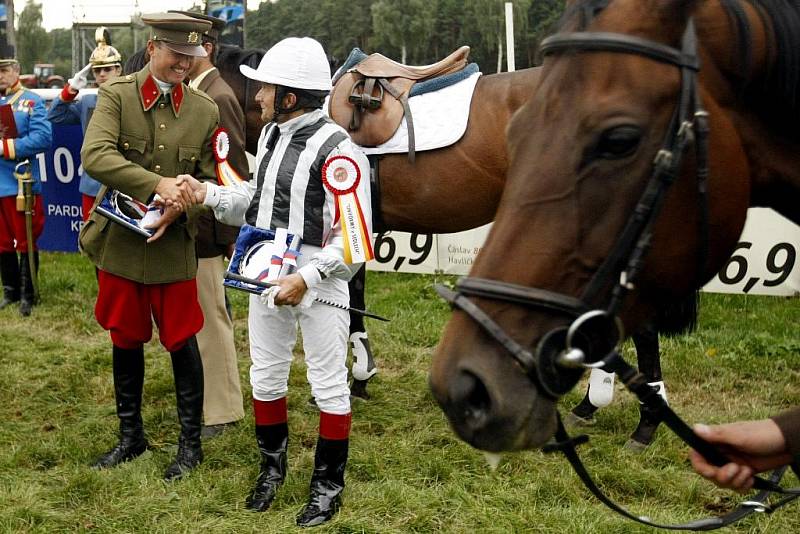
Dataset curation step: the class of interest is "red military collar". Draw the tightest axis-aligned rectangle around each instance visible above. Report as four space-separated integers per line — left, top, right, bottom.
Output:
139 74 184 115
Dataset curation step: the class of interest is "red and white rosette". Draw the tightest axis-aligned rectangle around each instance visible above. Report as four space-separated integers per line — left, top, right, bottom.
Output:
211 127 244 186
322 155 374 264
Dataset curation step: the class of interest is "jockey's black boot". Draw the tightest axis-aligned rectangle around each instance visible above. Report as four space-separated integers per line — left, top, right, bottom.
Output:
93 345 148 469
246 422 288 512
296 437 348 527
18 251 37 317
0 252 20 309
164 336 204 481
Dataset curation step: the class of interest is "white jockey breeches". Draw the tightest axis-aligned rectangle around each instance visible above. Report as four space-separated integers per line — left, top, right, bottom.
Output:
248 276 351 415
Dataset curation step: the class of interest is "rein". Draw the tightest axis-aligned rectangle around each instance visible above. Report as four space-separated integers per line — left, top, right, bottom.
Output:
436 20 799 529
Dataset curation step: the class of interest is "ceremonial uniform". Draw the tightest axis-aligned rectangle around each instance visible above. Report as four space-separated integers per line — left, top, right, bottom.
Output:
202 37 373 526
0 45 53 317
179 10 247 433
78 13 218 481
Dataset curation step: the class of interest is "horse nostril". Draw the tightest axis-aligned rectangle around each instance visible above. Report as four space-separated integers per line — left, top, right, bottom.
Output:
449 370 492 425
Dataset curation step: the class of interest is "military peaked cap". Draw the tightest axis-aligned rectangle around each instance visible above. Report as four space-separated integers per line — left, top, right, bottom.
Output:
141 12 211 57
0 43 17 66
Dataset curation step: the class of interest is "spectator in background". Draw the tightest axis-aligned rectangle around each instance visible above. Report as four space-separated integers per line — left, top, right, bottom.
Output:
48 27 122 224
173 9 247 439
0 43 53 317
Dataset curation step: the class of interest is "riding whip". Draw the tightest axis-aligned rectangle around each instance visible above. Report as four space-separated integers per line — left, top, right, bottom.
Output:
224 272 389 321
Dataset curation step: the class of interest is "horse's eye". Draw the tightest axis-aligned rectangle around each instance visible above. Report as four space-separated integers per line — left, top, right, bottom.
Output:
595 126 641 159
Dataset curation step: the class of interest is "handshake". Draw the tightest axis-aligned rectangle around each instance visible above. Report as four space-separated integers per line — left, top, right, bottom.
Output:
144 174 207 243
154 174 207 212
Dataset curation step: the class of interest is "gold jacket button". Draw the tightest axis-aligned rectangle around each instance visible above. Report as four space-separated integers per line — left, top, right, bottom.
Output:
190 156 196 162
154 164 161 172
158 144 165 151
123 142 130 150
159 123 166 130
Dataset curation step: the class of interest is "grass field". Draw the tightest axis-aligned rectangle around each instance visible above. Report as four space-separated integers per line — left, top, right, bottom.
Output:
0 252 798 533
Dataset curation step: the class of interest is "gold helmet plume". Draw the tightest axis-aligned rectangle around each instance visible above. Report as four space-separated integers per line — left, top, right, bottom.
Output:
89 27 122 68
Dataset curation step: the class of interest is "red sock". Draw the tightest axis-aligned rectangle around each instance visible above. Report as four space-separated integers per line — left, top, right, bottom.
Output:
253 397 287 426
319 411 352 440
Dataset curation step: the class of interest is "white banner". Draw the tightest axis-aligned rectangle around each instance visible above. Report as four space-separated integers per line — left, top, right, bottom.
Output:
367 209 800 297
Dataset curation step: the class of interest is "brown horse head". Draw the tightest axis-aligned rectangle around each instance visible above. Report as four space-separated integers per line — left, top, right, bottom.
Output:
430 0 800 452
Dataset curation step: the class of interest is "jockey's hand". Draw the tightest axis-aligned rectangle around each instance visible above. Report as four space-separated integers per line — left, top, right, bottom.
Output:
176 174 207 204
145 204 182 243
274 273 308 306
68 63 92 93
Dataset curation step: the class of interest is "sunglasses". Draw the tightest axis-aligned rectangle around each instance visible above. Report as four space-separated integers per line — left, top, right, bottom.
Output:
92 66 117 73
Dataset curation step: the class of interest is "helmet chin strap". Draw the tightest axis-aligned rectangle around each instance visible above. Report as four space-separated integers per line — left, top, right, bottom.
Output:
273 86 303 118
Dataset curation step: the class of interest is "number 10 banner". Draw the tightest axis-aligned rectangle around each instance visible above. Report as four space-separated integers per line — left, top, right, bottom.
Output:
368 209 800 297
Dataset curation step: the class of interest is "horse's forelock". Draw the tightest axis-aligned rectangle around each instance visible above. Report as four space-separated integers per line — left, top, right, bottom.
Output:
558 0 611 32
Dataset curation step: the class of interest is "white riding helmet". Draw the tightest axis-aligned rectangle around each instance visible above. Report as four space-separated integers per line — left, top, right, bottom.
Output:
240 37 332 92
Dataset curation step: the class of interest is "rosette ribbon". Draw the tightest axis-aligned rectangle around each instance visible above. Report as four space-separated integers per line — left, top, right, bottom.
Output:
322 155 374 263
212 127 245 186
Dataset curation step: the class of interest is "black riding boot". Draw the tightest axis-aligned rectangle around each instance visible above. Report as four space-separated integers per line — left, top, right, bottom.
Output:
93 345 148 469
164 336 204 481
0 252 20 309
296 437 348 527
19 251 37 317
246 422 288 511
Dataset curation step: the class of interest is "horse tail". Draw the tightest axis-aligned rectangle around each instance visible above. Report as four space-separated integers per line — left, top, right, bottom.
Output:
655 290 699 337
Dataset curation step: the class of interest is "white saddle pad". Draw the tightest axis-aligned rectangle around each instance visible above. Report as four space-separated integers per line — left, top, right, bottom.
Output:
325 71 482 155
362 71 481 155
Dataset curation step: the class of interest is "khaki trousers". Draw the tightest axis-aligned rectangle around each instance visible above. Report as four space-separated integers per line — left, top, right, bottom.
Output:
196 256 245 425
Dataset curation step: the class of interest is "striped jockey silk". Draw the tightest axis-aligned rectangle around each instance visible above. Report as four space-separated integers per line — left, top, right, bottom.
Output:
245 116 348 247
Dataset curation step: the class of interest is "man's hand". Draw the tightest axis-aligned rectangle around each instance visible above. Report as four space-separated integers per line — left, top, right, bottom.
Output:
689 419 792 492
155 177 195 211
176 174 207 204
144 205 182 243
68 63 92 93
273 273 308 306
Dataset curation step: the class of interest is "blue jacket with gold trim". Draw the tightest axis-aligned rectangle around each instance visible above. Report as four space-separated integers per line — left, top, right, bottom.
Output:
0 82 53 197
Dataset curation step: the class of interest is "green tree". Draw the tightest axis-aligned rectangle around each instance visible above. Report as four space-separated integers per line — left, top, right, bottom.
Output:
16 0 52 73
49 28 71 79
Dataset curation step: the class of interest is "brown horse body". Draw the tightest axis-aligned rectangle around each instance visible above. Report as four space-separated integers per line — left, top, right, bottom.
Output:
376 68 538 233
431 0 800 452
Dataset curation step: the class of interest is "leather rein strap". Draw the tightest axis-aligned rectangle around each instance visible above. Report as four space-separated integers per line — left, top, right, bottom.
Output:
437 20 799 529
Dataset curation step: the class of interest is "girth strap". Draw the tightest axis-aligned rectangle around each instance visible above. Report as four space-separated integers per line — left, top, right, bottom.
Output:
377 78 416 164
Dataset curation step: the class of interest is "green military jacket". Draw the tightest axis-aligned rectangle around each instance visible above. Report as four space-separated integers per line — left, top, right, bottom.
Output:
79 66 219 284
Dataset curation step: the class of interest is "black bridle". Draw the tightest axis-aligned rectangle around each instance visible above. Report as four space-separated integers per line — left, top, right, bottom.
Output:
436 21 799 530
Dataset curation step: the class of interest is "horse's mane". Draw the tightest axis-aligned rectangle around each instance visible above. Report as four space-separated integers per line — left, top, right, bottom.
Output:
555 0 800 136
123 48 149 75
217 43 264 73
722 0 800 136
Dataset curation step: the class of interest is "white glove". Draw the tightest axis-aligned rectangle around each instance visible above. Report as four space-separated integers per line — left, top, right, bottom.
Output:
68 63 93 91
258 286 281 308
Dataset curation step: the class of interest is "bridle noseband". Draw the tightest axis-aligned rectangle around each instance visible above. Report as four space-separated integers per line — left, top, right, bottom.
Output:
437 21 799 529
